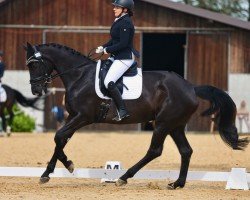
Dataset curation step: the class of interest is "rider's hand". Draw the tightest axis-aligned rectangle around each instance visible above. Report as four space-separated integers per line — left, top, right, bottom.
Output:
95 46 104 54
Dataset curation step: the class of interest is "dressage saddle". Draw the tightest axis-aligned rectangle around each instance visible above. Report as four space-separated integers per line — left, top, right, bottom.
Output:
99 59 138 97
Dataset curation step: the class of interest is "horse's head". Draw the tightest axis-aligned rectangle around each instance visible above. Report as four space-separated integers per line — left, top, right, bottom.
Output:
25 42 54 96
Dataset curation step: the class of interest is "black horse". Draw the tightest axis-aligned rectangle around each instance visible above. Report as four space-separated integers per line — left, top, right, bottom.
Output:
25 42 249 189
0 84 42 133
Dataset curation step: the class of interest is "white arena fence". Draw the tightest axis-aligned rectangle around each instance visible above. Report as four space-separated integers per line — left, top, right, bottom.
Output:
0 162 249 190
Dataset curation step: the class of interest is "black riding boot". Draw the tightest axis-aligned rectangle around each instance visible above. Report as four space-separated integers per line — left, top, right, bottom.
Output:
108 82 130 121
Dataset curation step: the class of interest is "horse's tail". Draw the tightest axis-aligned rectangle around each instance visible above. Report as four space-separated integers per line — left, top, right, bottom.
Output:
194 85 249 150
14 89 43 110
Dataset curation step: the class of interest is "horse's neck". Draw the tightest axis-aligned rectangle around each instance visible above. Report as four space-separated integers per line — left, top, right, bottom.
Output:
54 58 96 91
42 46 96 91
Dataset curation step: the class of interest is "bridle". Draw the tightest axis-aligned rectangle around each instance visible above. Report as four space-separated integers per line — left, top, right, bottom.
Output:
26 47 102 88
26 51 54 87
26 52 85 88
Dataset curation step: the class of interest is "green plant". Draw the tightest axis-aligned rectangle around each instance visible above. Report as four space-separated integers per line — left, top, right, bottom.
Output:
4 104 36 132
11 113 35 132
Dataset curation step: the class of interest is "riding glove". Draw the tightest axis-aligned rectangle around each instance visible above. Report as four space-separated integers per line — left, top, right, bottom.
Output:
95 46 104 53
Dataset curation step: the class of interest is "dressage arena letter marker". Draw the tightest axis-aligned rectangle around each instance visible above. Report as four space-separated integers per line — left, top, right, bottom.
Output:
100 161 122 183
226 168 249 190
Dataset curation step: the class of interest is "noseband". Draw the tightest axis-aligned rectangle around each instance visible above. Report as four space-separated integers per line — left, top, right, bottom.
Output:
26 53 53 87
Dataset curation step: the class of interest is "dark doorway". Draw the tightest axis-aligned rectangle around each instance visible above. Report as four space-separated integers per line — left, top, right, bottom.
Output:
142 33 186 77
142 33 186 131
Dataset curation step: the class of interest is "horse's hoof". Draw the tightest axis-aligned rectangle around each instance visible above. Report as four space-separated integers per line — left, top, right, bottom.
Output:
167 182 176 190
115 179 127 186
67 161 74 173
167 182 184 190
39 177 50 184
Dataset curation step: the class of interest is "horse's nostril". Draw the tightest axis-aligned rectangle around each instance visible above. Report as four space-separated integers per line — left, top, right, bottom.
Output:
32 89 41 96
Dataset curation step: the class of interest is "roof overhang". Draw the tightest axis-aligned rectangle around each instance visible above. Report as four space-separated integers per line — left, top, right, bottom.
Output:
140 0 250 31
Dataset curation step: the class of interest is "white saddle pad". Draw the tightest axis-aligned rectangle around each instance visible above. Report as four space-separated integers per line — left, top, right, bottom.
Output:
95 60 143 100
0 87 7 102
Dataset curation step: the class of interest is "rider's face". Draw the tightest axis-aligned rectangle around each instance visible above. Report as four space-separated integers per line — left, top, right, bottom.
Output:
113 6 123 17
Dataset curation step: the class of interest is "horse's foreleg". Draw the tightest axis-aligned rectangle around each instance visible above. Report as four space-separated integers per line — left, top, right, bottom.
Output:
117 126 168 186
168 126 193 189
40 114 89 184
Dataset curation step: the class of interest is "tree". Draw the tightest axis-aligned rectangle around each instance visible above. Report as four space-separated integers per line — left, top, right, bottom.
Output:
175 0 249 21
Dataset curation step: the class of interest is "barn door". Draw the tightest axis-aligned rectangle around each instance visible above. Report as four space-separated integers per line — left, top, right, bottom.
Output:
186 32 229 131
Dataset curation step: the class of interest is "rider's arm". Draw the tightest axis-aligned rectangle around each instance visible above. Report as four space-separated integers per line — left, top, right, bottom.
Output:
103 39 113 48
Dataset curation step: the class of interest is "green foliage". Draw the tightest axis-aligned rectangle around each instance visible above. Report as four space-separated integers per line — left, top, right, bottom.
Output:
3 103 20 115
175 0 249 21
5 104 36 132
11 113 35 132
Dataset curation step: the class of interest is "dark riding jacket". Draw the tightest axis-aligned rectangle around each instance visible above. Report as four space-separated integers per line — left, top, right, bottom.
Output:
103 14 139 60
0 61 5 78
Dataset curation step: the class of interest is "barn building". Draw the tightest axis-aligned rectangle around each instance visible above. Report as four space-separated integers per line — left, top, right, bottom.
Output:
0 0 249 131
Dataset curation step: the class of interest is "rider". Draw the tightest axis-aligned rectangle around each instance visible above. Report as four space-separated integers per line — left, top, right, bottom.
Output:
96 0 139 121
0 51 5 88
0 51 6 103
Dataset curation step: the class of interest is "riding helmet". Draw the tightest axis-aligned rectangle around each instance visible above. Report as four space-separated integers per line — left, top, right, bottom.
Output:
112 0 134 10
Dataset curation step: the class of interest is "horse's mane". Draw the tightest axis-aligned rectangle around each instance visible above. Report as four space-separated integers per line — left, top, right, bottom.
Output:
37 43 96 63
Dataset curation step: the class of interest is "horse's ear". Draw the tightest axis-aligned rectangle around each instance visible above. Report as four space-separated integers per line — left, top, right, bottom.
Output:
27 42 32 49
23 44 27 51
26 42 34 54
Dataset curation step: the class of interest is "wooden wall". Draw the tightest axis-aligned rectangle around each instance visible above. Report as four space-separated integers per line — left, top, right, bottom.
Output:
230 30 250 73
187 33 229 130
0 0 113 26
0 0 249 130
0 0 235 28
0 0 248 73
135 1 225 28
0 28 42 70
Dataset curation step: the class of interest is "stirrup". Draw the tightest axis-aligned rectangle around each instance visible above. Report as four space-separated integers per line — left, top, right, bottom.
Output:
112 111 130 121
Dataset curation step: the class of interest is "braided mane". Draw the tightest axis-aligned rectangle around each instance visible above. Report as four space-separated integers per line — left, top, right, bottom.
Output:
37 43 95 63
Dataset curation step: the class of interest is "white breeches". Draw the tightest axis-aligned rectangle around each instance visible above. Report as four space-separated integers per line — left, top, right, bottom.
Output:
0 83 7 102
104 55 135 88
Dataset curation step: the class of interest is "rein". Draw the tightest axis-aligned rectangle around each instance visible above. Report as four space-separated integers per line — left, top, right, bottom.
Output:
27 49 102 86
47 62 86 81
88 48 104 61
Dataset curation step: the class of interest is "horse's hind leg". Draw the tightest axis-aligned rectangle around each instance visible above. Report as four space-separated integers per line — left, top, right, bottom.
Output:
6 108 14 135
1 113 6 132
7 108 14 126
168 126 193 189
117 124 168 186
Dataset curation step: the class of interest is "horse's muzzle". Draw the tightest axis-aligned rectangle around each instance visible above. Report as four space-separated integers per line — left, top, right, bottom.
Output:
31 85 43 96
